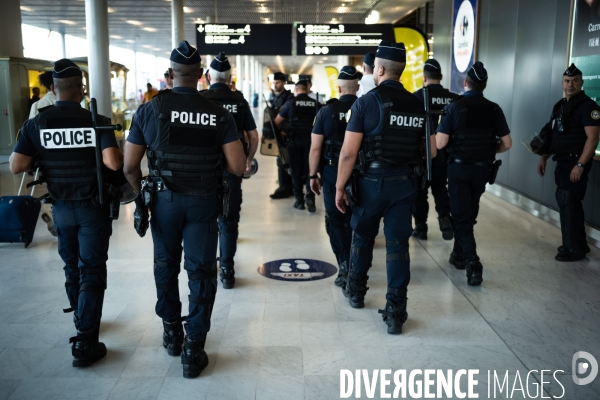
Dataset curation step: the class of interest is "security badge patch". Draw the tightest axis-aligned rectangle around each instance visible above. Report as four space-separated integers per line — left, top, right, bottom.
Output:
592 110 600 120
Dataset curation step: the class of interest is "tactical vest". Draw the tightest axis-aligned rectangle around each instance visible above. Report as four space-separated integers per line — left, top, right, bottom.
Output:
201 87 248 154
447 96 500 164
273 90 293 110
361 85 426 168
324 98 356 164
36 105 100 201
416 86 459 131
148 90 228 195
289 93 317 137
550 91 593 155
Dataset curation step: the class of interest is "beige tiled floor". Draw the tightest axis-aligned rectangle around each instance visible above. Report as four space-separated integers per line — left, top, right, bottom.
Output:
1 113 599 399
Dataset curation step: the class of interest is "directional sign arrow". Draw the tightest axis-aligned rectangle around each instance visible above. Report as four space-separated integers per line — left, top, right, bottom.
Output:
197 25 204 33
298 25 305 33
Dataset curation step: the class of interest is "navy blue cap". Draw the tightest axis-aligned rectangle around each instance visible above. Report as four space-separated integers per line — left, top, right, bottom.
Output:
467 61 488 82
295 79 308 87
338 66 358 80
273 72 287 81
363 52 375 68
170 40 201 65
424 58 441 72
375 41 406 63
210 52 231 72
564 63 582 76
53 59 82 79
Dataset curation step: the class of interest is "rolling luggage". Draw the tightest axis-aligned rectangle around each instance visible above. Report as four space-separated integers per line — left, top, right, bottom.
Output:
0 170 42 248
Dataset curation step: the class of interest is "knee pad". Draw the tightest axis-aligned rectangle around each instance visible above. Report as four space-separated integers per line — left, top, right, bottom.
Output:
188 267 218 305
79 266 107 292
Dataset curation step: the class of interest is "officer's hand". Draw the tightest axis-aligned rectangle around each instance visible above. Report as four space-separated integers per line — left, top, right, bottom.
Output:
537 157 547 177
260 135 266 144
570 165 584 183
245 158 252 173
310 177 322 196
335 188 348 214
133 194 149 237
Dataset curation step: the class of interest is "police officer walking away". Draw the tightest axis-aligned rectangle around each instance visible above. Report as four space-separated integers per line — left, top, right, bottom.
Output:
268 72 294 199
9 59 123 366
123 41 245 378
309 66 359 288
202 52 259 288
436 62 512 286
275 80 320 211
335 41 436 334
412 59 458 240
356 52 376 98
537 64 600 261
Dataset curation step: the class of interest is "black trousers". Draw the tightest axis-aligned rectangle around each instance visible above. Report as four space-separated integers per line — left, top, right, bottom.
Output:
288 136 312 197
413 155 451 223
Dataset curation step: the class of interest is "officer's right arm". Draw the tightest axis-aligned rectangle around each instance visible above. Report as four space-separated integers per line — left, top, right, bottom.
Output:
9 121 36 174
102 148 123 171
123 143 146 193
222 141 246 176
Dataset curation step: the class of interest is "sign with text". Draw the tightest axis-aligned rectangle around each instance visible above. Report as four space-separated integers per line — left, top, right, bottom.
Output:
296 24 394 55
195 24 292 55
450 0 478 94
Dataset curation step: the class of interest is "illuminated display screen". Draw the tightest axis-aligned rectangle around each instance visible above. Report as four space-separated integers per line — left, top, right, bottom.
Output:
195 24 293 55
296 24 394 56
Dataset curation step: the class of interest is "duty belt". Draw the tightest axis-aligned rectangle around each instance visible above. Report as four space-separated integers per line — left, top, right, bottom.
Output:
325 159 338 166
362 175 410 182
449 158 491 168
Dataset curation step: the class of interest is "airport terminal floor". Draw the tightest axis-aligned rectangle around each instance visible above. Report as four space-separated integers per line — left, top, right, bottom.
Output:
0 110 599 400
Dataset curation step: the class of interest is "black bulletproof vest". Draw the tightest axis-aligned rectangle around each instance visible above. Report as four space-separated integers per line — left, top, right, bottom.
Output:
289 94 317 137
36 105 99 201
324 98 356 163
362 85 426 167
148 90 228 195
550 91 593 155
416 86 459 131
447 96 500 164
201 87 247 146
273 90 293 110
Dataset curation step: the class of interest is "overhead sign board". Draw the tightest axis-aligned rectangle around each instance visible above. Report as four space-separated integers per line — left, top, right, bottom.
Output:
195 24 293 55
450 0 478 94
296 24 394 55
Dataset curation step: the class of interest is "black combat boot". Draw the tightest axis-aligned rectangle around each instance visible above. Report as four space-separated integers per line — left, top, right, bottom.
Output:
293 193 306 210
343 271 369 308
270 187 292 199
465 260 483 286
412 222 427 240
334 260 348 288
181 335 209 379
306 193 316 213
219 266 235 289
378 288 408 334
449 251 465 270
438 215 453 240
70 327 107 367
163 318 184 356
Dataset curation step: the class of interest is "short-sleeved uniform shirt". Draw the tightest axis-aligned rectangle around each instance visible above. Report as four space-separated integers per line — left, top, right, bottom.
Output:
127 87 239 147
566 92 600 128
312 94 358 138
14 101 118 156
208 83 257 132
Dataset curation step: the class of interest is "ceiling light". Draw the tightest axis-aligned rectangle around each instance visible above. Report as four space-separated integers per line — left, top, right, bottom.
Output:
126 20 142 26
183 7 193 13
142 45 152 48
365 10 379 24
110 35 122 39
153 47 161 51
143 27 158 32
107 7 114 13
125 39 135 43
20 6 34 12
58 20 77 25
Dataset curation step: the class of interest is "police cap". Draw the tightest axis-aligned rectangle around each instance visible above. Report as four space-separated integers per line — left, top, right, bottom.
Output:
467 61 488 82
53 58 82 79
564 63 582 77
273 72 287 82
338 66 358 80
424 58 441 72
170 40 201 65
375 41 406 63
363 52 375 68
210 52 231 72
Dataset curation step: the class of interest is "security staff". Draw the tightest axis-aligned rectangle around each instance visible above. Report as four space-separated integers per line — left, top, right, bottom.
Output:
356 52 376 97
9 59 123 366
268 72 295 199
123 41 245 378
275 80 320 211
309 66 359 288
537 64 600 262
436 62 512 286
202 52 259 288
412 59 458 240
335 41 436 334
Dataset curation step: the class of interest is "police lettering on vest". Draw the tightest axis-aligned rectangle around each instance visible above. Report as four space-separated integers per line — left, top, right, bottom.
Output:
431 97 453 105
221 104 237 113
296 100 315 107
40 128 96 149
389 113 425 130
171 111 217 126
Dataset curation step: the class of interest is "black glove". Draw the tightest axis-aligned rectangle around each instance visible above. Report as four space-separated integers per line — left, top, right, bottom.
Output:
133 194 149 237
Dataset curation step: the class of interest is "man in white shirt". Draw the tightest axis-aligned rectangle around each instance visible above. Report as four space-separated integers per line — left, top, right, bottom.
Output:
356 52 376 97
29 71 57 118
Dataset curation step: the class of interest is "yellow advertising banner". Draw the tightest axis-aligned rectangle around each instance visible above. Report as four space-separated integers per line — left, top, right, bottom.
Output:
394 27 429 93
325 66 339 99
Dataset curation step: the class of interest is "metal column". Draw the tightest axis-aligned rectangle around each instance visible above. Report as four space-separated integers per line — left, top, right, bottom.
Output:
85 0 112 117
236 55 243 91
171 0 185 48
243 55 250 100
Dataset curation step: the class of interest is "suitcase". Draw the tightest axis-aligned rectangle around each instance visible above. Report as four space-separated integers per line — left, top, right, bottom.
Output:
0 170 42 248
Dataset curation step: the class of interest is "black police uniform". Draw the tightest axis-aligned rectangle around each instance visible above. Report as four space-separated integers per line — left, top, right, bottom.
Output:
279 91 319 208
268 82 294 198
201 74 257 288
548 83 600 260
413 84 458 240
313 92 357 285
437 78 510 284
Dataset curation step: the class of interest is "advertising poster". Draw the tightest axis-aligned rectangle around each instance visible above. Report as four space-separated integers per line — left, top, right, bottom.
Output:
569 0 600 156
394 27 429 93
450 0 478 94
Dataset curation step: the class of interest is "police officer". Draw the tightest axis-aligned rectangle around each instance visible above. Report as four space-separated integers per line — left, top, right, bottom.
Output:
335 41 436 334
436 62 512 286
201 52 259 288
537 64 600 262
275 80 320 211
356 52 376 98
412 59 458 240
123 41 245 378
9 59 123 366
268 72 295 199
309 66 359 288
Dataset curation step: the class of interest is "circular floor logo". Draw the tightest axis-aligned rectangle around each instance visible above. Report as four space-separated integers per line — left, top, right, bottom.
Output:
258 259 337 282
